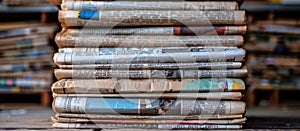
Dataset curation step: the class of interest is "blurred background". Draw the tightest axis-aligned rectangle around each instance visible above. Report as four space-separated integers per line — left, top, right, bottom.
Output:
0 0 299 129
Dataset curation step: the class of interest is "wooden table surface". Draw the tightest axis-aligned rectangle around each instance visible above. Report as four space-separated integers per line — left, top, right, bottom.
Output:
1 106 300 130
0 107 92 130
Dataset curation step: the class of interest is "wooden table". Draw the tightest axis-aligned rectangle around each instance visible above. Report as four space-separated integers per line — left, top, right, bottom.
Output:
0 107 93 130
1 107 300 130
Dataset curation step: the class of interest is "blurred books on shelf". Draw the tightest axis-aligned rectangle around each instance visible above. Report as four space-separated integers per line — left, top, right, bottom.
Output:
0 1 58 106
268 0 300 5
246 0 300 5
244 0 300 107
0 22 57 93
2 0 49 6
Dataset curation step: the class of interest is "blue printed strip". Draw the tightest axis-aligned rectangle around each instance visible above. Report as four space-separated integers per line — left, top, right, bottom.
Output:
79 10 99 20
87 98 139 110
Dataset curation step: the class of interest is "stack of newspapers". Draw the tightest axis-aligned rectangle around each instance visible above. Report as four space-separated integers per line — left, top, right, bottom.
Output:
0 22 56 93
51 0 248 129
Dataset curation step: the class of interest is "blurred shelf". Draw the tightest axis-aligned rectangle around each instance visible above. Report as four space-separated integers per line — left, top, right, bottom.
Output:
248 85 300 107
0 91 51 106
0 4 58 13
255 87 300 90
0 103 47 108
0 91 49 94
248 60 299 67
246 49 300 54
248 65 300 70
244 1 300 108
241 1 300 12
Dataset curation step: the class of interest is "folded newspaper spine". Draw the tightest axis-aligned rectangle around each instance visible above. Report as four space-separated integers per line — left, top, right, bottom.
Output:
61 26 247 36
52 122 243 129
58 10 246 27
53 97 246 115
55 113 244 120
57 62 243 69
52 92 243 100
48 0 245 6
61 1 238 11
53 49 246 64
55 34 244 47
53 117 247 124
51 78 245 94
54 68 248 79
